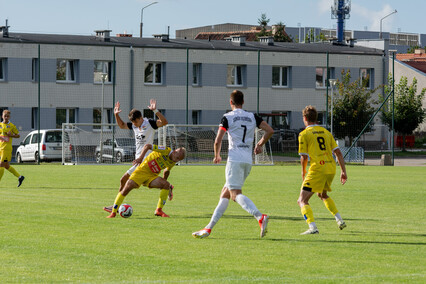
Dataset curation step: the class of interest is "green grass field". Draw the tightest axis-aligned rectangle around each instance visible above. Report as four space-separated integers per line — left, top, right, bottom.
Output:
0 164 425 283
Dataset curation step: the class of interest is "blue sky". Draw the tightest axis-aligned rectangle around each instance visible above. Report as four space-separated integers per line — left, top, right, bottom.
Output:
0 0 424 38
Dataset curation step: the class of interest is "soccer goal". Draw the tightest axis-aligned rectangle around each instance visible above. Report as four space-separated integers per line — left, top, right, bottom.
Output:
62 123 138 165
63 123 273 165
158 124 273 165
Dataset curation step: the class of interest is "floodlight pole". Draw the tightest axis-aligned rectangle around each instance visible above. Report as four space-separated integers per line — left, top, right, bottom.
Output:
140 2 158 38
379 9 397 39
329 79 338 136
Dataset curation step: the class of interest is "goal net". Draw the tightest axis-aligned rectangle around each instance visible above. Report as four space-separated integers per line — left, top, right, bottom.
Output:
63 123 273 165
158 124 273 165
62 123 139 165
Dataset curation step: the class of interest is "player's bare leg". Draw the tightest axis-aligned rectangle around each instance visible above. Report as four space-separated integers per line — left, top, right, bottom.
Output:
107 179 137 218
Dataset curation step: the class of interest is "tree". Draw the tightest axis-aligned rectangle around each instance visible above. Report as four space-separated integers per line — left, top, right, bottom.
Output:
257 13 271 37
381 74 426 150
330 70 380 145
272 22 291 42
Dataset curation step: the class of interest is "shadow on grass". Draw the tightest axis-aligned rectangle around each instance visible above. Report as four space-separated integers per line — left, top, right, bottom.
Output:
266 238 426 246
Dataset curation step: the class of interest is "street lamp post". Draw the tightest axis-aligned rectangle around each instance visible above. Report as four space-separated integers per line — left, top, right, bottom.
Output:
140 1 158 38
329 79 338 137
100 73 108 162
380 9 397 39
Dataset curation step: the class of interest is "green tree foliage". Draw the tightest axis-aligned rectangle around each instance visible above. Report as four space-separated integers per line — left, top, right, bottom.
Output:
273 22 292 42
257 13 270 37
331 70 380 144
381 74 426 150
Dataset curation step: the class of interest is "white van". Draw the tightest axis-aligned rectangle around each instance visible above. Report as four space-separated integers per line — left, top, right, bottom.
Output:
16 129 71 162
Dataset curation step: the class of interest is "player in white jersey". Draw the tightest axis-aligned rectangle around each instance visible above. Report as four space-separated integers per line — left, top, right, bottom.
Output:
103 99 172 217
192 90 274 239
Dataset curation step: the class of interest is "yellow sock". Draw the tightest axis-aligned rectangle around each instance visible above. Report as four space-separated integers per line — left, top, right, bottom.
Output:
157 189 169 209
0 167 4 181
323 197 338 215
301 205 315 224
112 192 125 213
7 166 20 178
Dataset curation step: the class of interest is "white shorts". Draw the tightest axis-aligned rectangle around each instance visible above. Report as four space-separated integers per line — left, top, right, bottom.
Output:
225 162 252 190
126 164 138 175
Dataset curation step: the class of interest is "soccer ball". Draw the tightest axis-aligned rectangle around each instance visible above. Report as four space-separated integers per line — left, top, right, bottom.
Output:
118 204 133 218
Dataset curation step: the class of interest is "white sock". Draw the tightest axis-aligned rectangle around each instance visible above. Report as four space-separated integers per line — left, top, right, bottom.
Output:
235 194 262 221
205 198 229 230
309 222 317 230
334 213 343 222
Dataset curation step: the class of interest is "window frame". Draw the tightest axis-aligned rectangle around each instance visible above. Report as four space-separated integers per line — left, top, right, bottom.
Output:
272 66 289 88
192 63 201 86
226 64 245 87
0 58 6 82
56 108 77 128
93 108 113 130
144 62 163 85
94 61 113 84
192 110 201 125
32 58 39 82
360 68 372 89
56 59 78 83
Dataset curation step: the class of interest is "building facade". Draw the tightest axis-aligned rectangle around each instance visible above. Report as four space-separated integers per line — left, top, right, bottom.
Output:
0 30 386 149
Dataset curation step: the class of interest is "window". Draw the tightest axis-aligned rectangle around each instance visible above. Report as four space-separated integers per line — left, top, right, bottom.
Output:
23 134 32 145
56 108 77 128
56 59 77 82
192 63 201 86
31 133 41 144
192 110 200 125
144 62 163 84
360 68 372 89
227 65 244 86
32 58 39 82
93 108 113 129
316 67 334 88
94 61 113 83
272 66 289 87
31 107 39 129
0 58 6 81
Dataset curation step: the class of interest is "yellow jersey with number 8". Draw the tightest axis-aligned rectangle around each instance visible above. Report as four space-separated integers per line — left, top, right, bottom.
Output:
298 125 338 174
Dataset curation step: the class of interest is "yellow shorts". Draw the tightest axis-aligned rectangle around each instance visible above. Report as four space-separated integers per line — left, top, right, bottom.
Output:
0 149 12 163
129 164 159 188
301 172 335 193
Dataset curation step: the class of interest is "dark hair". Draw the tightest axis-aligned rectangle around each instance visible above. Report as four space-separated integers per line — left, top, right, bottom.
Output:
230 90 244 106
302 105 318 123
128 109 142 121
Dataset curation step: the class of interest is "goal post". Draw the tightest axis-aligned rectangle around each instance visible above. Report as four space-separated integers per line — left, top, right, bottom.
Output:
63 123 273 165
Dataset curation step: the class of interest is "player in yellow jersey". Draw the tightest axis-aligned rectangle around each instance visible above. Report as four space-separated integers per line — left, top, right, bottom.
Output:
106 144 186 218
297 105 347 235
0 110 25 187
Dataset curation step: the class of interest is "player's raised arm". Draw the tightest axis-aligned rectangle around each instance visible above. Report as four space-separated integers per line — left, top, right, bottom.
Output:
114 101 128 129
148 99 168 127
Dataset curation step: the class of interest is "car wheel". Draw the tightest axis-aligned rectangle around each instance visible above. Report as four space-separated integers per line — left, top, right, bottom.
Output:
16 153 23 163
115 152 123 163
95 152 102 163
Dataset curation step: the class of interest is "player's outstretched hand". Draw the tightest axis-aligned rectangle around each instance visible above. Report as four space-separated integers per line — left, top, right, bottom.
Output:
148 99 157 111
254 144 262 155
114 101 122 115
168 187 173 201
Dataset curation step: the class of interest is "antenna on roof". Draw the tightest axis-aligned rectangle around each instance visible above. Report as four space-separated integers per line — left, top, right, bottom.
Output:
331 0 351 44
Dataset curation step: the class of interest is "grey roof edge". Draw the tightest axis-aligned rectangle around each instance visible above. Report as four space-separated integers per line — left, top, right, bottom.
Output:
0 32 384 56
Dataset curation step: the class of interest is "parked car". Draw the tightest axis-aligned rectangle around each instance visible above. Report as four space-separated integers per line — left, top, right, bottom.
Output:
95 138 136 163
16 129 72 163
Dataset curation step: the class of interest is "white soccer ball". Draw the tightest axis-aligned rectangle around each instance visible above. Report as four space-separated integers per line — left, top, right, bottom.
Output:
118 204 133 218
